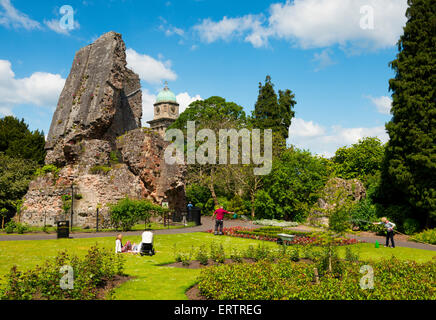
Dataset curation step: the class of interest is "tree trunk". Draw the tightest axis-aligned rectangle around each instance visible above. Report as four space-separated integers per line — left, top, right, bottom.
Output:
1 217 4 229
251 192 255 219
209 169 219 206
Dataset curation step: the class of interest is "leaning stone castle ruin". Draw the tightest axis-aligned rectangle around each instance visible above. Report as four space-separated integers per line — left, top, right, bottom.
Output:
20 31 186 228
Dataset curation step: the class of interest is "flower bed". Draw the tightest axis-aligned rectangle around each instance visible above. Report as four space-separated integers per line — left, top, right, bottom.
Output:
206 226 361 246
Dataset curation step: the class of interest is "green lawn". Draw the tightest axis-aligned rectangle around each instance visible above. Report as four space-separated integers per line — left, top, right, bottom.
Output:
0 233 434 300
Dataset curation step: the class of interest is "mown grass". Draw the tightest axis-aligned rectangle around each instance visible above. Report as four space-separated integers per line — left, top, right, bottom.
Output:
0 233 434 300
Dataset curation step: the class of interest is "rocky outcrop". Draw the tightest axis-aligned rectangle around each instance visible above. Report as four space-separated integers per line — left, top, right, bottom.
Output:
20 32 186 228
308 178 366 227
45 31 142 166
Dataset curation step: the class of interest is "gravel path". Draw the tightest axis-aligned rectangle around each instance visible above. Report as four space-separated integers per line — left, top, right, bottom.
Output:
1 217 434 251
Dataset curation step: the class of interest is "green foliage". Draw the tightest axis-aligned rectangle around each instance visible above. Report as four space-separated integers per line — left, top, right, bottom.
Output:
252 75 296 147
227 195 248 216
0 245 125 300
410 229 436 245
197 257 436 300
332 137 385 183
109 197 166 231
34 164 61 178
253 243 271 262
5 220 16 234
345 247 360 262
230 249 242 263
89 165 112 175
61 194 72 215
0 154 38 219
109 151 120 164
196 245 209 265
403 218 421 235
288 247 300 262
257 148 329 221
350 198 377 231
185 183 210 208
381 0 436 227
0 116 46 165
329 206 351 234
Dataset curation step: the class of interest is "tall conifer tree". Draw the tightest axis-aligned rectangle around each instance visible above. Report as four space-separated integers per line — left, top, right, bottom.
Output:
253 76 296 148
382 0 436 226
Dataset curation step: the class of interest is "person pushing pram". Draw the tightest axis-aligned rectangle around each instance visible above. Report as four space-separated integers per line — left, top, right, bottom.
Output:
138 230 155 256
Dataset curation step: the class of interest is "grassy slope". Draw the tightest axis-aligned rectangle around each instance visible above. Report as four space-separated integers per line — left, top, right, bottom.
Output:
0 233 434 300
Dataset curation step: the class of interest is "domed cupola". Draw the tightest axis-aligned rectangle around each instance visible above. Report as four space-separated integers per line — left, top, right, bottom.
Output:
156 83 177 103
147 81 180 137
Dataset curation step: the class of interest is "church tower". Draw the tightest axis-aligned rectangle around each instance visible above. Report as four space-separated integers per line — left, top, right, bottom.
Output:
147 82 179 137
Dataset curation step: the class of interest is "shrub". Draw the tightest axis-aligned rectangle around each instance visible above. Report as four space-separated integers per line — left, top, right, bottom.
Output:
5 221 16 234
411 229 436 245
109 197 166 231
403 218 420 235
196 245 209 265
0 245 125 300
345 246 359 262
215 244 225 263
197 257 436 300
289 247 300 262
350 199 377 231
329 207 350 234
89 165 112 175
254 244 270 261
16 223 28 234
230 249 242 263
34 164 60 177
244 245 255 260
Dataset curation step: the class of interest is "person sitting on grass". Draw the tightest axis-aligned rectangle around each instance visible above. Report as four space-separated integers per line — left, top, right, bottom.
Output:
115 234 136 253
373 217 396 248
213 206 234 235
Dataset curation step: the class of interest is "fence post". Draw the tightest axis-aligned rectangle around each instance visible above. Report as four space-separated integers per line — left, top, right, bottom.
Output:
96 208 99 232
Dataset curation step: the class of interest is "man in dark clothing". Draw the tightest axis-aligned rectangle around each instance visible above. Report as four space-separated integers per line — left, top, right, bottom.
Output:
213 206 234 235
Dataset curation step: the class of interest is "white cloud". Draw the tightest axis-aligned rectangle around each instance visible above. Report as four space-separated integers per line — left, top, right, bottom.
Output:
268 0 408 49
193 0 408 51
312 48 336 71
44 18 80 35
165 26 184 37
0 0 41 30
176 92 202 113
367 95 392 115
194 14 271 48
290 118 325 137
126 48 177 85
288 117 389 157
0 60 65 113
0 106 12 116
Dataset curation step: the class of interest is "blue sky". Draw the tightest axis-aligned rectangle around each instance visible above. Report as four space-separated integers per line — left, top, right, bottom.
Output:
0 0 409 157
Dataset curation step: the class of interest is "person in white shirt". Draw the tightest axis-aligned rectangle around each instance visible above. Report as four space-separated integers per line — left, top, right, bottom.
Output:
373 217 396 248
115 234 123 253
115 234 134 253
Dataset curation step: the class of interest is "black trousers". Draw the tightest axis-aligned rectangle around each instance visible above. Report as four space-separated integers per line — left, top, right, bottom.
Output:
214 219 223 234
386 230 395 247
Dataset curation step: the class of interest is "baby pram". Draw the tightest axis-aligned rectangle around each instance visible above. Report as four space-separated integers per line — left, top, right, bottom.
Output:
139 231 155 256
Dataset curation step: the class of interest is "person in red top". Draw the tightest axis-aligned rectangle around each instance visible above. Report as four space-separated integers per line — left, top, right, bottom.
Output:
213 206 234 235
